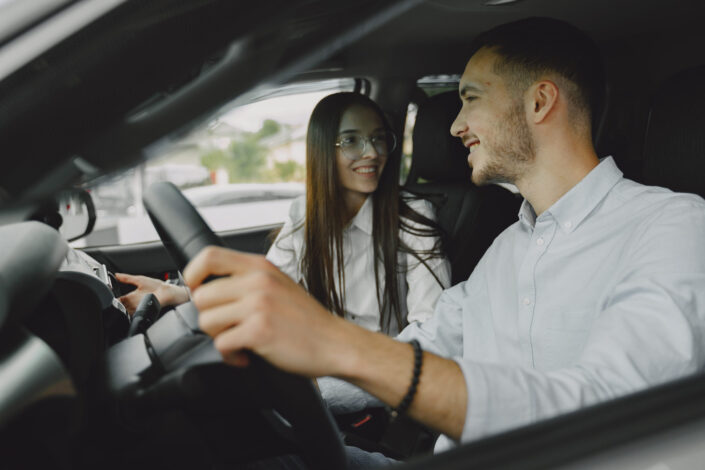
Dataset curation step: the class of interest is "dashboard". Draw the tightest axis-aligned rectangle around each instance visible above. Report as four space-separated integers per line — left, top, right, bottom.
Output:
59 245 131 344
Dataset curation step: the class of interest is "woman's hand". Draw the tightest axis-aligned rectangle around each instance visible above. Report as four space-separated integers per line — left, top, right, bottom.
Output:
115 272 190 315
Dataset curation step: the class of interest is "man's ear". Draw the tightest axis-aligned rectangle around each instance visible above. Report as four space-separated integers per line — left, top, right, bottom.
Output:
529 80 559 124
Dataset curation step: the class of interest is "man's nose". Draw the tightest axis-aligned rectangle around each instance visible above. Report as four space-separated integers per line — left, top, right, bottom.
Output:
450 111 467 137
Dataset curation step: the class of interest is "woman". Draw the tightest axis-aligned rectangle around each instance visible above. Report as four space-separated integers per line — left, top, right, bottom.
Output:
117 92 450 335
266 92 450 335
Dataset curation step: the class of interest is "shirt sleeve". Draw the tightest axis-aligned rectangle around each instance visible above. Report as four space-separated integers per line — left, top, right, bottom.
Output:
397 281 465 358
401 198 452 325
321 273 468 413
456 197 705 442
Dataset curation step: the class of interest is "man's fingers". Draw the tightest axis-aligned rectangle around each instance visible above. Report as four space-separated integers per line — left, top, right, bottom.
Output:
183 246 269 290
198 300 248 337
190 276 242 312
223 351 251 368
212 317 259 362
191 268 281 312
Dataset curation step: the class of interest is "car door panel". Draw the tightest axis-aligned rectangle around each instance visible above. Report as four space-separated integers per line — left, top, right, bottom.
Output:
83 225 277 279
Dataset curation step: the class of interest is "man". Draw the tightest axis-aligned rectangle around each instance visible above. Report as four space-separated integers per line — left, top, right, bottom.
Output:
184 17 705 457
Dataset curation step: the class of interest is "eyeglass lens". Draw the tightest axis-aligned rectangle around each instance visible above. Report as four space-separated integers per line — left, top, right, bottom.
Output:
338 133 396 160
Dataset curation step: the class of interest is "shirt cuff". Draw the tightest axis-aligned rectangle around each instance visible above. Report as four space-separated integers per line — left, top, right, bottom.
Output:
453 357 534 443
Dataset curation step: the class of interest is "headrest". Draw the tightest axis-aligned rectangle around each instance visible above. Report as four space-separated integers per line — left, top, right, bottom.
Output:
643 65 705 198
410 91 472 183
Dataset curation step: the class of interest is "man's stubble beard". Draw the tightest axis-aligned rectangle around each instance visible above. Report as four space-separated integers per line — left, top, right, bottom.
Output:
472 101 535 186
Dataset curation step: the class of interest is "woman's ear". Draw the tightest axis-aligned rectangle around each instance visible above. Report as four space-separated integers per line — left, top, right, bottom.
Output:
529 80 559 124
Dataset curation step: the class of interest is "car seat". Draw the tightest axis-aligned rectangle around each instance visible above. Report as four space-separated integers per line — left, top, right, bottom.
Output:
642 65 705 199
405 90 521 285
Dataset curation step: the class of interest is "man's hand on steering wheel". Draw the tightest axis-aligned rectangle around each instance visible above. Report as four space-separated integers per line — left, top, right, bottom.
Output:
183 245 469 441
184 246 360 377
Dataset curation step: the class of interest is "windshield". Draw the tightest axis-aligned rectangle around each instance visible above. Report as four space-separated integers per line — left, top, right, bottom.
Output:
78 78 355 247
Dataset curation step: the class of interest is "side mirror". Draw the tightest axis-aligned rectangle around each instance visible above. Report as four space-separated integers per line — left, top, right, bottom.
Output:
29 188 97 242
57 188 97 242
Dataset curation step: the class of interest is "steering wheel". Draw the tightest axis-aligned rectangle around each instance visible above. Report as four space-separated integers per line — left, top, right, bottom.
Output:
137 181 347 469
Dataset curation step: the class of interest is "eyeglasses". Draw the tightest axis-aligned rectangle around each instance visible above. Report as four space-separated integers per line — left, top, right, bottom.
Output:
335 132 397 160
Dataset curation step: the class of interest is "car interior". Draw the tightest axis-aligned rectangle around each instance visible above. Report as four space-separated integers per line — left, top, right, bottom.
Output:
1 0 705 469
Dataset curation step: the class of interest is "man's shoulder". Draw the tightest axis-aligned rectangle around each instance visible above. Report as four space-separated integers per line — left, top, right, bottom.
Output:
613 178 705 217
604 180 705 250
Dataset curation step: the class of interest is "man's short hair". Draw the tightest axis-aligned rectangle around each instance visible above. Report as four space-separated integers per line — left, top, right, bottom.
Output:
470 17 605 126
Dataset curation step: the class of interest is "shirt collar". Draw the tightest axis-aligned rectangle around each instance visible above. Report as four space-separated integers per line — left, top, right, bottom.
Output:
518 199 537 228
349 195 373 235
519 156 623 233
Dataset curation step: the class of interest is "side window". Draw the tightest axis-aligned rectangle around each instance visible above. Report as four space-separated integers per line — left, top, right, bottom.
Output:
79 79 355 247
399 102 417 184
400 75 460 184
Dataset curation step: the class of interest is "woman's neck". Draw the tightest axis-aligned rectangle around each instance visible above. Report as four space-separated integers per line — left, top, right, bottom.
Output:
343 192 369 225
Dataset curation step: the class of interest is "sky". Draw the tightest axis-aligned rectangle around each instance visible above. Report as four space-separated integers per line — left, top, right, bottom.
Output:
219 91 335 133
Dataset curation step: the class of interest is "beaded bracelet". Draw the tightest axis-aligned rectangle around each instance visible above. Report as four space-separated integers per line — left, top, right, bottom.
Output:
389 339 423 420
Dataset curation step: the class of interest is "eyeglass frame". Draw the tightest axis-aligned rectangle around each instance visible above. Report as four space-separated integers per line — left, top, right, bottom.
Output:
334 131 397 161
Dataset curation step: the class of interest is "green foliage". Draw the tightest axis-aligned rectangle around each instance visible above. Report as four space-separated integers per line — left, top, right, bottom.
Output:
200 119 298 183
272 160 305 182
258 119 281 139
201 149 228 171
228 137 267 181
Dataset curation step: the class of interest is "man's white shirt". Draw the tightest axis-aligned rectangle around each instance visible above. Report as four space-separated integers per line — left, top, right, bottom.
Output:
396 156 705 450
321 157 705 452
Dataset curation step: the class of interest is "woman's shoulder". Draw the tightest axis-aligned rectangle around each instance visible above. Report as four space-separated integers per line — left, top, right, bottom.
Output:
269 195 306 255
273 195 305 243
288 194 307 224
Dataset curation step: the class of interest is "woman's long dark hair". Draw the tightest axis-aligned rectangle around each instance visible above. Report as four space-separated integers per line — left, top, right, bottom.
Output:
288 92 445 332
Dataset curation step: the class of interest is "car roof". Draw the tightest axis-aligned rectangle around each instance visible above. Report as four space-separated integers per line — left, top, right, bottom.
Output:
1 0 704 207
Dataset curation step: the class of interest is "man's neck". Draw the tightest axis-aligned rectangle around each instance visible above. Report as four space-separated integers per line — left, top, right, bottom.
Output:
515 143 600 216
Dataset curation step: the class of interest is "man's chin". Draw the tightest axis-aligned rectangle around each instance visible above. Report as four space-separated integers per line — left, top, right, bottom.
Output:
470 168 491 187
471 168 512 187
470 171 484 186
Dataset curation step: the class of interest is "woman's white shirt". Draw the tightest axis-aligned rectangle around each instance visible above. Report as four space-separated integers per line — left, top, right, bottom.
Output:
266 194 451 335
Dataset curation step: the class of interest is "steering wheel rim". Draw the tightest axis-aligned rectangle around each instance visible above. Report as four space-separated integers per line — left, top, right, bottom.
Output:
142 181 347 469
143 182 224 271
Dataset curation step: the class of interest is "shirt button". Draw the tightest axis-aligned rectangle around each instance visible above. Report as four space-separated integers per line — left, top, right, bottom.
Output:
536 237 544 246
564 221 573 229
523 298 531 306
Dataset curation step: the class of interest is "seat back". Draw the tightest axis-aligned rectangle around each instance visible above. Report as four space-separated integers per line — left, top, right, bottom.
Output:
405 91 520 285
642 65 705 198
